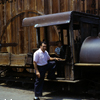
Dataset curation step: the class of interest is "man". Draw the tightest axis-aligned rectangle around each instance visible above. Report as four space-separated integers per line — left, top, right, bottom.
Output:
55 41 65 77
55 41 62 57
33 41 60 100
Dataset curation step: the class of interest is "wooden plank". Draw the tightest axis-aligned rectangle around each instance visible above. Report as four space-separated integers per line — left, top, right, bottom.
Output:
23 0 29 53
47 0 53 53
58 0 60 12
24 22 29 53
10 53 27 72
44 78 80 83
52 0 59 13
85 0 92 14
15 0 19 54
40 27 44 42
19 27 24 53
74 0 77 11
29 0 37 50
84 0 87 13
17 0 22 54
11 0 18 54
81 0 84 12
75 63 100 66
14 0 18 54
90 0 96 14
17 0 24 53
29 0 36 10
48 0 52 14
36 0 45 46
4 0 6 26
18 0 22 12
48 0 60 53
65 65 70 80
30 16 37 51
10 54 27 66
24 0 30 53
60 0 64 12
1 1 6 52
0 3 4 46
6 1 12 53
68 0 74 11
0 3 2 37
44 0 49 14
36 0 44 13
68 0 71 11
0 53 10 66
64 0 68 11
29 0 38 51
27 0 30 52
17 0 25 53
77 0 81 11
96 0 98 15
23 0 29 10
11 0 16 53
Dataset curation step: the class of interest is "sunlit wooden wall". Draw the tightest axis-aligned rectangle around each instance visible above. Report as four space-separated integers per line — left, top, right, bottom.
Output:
0 0 100 54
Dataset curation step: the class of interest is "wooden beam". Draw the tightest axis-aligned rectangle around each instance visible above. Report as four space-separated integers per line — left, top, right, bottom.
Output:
0 3 3 39
6 1 12 53
52 0 59 13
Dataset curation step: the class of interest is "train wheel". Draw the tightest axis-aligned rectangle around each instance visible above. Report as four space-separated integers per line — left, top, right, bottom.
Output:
22 82 32 89
6 81 15 87
87 81 97 96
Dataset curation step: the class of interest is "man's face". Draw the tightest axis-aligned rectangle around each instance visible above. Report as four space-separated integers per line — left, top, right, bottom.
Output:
58 42 62 47
40 43 47 52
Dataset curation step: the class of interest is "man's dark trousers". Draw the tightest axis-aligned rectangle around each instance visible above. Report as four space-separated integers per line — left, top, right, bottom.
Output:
34 63 56 97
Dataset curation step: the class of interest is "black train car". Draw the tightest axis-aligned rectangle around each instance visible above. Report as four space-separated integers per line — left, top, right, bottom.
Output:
0 11 100 91
22 11 100 91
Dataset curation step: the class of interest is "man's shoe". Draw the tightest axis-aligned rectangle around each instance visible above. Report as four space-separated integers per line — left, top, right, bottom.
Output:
34 97 40 100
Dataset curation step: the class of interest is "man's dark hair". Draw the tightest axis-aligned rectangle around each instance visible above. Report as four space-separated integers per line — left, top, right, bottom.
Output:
56 41 62 44
40 41 47 46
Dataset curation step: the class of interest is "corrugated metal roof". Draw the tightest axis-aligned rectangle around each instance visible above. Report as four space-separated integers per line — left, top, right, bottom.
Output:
22 11 72 27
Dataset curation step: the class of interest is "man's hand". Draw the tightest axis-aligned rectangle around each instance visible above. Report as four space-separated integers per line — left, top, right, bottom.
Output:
50 57 65 61
55 58 65 61
36 71 40 78
55 58 61 61
33 61 40 78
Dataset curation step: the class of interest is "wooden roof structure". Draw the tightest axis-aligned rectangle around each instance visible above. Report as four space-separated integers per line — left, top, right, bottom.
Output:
0 0 100 53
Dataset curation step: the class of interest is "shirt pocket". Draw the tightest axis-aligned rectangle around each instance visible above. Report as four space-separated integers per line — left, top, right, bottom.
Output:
39 54 44 60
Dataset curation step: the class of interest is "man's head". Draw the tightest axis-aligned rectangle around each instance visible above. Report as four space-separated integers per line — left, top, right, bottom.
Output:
40 41 47 52
57 41 62 47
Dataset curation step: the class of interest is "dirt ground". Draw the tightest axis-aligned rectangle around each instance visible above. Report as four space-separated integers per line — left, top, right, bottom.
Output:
0 82 97 100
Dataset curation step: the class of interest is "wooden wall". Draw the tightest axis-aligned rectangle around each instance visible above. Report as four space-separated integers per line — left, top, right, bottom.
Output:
0 0 100 54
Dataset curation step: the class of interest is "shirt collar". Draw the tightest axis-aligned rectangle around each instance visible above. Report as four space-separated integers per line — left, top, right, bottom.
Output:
39 48 45 53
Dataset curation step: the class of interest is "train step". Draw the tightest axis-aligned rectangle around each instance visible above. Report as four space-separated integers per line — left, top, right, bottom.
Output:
44 78 80 83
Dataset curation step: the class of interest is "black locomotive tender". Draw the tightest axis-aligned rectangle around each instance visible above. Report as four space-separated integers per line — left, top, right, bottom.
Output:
0 11 100 89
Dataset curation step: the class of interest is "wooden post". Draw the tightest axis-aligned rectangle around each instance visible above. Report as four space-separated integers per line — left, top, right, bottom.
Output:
68 17 75 80
60 27 64 45
36 28 40 48
44 27 49 52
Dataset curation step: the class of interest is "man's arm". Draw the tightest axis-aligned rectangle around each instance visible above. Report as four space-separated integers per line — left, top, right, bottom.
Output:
55 52 60 57
49 57 61 61
33 61 40 78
